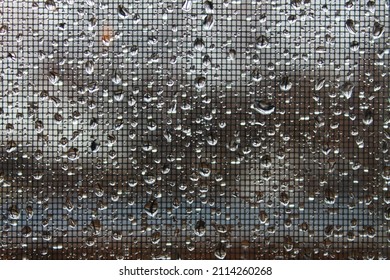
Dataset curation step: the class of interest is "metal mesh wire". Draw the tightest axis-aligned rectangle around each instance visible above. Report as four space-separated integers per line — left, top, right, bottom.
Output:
0 0 389 259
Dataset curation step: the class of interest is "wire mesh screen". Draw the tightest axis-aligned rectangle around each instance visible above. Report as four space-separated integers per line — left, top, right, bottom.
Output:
0 0 389 260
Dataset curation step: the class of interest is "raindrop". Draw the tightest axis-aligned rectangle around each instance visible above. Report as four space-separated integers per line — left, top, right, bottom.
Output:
255 35 269 49
324 189 336 205
45 0 57 11
384 208 390 220
251 100 275 115
315 77 326 91
66 147 80 161
90 140 100 152
204 1 214 13
182 0 193 12
48 71 60 85
193 220 206 237
340 82 355 99
144 199 159 217
194 38 205 52
283 235 293 252
203 15 215 30
258 210 269 224
214 243 227 259
90 219 102 235
118 4 130 19
85 60 94 74
112 70 122 85
363 109 373 126
0 24 8 35
280 76 292 91
151 231 161 244
8 205 20 220
195 76 206 89
280 192 290 206
345 19 357 35
21 226 32 237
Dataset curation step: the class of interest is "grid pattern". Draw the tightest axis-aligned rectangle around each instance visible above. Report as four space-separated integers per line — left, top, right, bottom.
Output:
0 0 389 260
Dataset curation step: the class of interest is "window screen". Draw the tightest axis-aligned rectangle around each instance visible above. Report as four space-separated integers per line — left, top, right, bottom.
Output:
0 0 389 260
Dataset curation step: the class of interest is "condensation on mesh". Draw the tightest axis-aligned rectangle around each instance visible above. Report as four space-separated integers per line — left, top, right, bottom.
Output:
0 0 389 260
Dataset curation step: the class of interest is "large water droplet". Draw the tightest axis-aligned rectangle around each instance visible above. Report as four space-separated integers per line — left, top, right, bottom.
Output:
280 76 292 91
118 4 130 19
144 199 159 217
194 220 206 236
346 19 357 35
214 243 227 259
251 100 275 115
372 21 384 39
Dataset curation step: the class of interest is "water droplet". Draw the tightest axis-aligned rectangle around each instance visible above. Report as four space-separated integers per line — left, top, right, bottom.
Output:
315 77 326 91
280 76 292 91
112 70 122 85
280 192 290 206
363 109 373 126
90 219 102 235
195 76 206 89
144 199 159 217
8 205 20 220
204 1 214 13
255 35 269 49
85 60 94 74
203 15 215 30
118 4 130 19
182 0 193 12
194 38 205 52
251 100 275 115
66 147 80 161
324 189 336 205
45 0 57 11
151 231 161 244
346 19 357 35
283 235 293 252
258 210 269 224
340 82 355 99
214 243 227 259
373 21 384 39
48 71 60 85
0 24 8 35
21 226 32 237
384 208 390 220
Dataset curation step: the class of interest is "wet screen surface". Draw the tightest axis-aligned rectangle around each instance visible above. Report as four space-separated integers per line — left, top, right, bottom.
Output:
0 0 389 260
